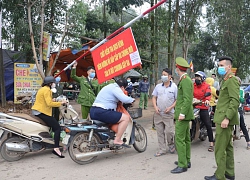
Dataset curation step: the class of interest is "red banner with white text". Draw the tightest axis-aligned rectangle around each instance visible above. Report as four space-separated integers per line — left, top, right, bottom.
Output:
91 28 142 83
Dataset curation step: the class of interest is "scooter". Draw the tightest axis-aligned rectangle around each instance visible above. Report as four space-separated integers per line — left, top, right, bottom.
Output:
63 106 147 165
190 92 211 142
0 96 76 162
233 104 244 140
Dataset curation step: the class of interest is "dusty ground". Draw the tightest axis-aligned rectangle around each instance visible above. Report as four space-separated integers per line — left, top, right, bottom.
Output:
1 98 250 180
0 102 32 115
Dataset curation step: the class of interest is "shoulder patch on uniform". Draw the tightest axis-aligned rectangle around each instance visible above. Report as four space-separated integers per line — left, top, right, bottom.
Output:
183 75 186 79
229 75 232 78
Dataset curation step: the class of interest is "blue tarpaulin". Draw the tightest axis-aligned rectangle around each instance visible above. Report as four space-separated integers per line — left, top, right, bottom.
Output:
0 49 25 101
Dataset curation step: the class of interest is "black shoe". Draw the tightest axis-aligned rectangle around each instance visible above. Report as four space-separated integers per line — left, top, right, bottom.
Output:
225 174 235 180
170 167 187 174
52 150 65 158
174 161 191 168
204 174 218 180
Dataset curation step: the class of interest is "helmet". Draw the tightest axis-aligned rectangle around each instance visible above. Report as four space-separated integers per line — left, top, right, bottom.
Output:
116 78 128 88
194 71 206 81
43 76 55 85
143 75 148 78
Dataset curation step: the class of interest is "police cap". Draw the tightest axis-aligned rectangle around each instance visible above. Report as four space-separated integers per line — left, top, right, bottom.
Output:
175 57 190 71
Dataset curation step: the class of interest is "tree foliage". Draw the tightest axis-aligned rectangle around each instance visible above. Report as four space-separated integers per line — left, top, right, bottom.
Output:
1 0 68 62
206 0 250 79
189 33 218 72
3 0 250 80
107 0 144 15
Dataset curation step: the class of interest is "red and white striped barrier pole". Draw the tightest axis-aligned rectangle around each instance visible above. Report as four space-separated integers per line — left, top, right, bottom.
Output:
55 0 167 77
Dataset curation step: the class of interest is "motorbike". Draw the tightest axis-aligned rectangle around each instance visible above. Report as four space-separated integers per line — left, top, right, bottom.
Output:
233 103 244 140
190 92 211 142
0 96 76 162
63 106 147 165
63 82 80 101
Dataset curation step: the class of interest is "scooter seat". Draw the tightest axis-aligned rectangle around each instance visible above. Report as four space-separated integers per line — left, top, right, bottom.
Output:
7 113 48 126
92 120 108 127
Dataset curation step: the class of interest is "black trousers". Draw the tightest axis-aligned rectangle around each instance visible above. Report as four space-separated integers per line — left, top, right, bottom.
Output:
52 107 60 121
36 113 61 148
239 110 250 142
199 109 214 142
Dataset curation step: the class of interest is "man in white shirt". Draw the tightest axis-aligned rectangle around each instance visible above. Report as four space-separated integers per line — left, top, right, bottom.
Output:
152 68 178 156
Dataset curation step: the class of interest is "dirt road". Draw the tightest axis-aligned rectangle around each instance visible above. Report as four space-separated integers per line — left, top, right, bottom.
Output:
1 99 250 180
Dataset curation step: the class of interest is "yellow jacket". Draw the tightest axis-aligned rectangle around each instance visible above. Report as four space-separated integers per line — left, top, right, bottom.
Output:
32 86 61 116
205 77 218 106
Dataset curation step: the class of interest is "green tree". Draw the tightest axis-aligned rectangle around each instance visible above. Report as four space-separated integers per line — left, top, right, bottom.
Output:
206 0 250 79
1 0 68 62
189 33 218 72
178 0 207 60
106 0 144 15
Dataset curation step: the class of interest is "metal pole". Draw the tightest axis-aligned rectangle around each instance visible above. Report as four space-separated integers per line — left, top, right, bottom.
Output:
0 49 6 107
55 0 168 78
0 10 6 107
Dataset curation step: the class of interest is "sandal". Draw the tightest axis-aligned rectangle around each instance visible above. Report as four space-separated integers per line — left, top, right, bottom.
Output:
169 145 176 154
154 152 166 157
52 150 65 158
208 146 214 152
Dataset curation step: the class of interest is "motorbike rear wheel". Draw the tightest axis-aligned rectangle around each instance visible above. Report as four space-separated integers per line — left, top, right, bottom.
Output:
68 132 101 165
0 137 26 162
133 124 147 152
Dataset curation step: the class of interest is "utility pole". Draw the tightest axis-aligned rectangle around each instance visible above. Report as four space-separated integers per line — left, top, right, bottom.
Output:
149 0 155 97
0 10 6 107
103 0 107 38
167 0 171 68
154 0 159 85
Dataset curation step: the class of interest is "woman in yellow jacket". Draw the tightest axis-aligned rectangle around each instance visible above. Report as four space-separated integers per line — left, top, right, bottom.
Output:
32 76 67 158
206 77 219 115
206 78 219 105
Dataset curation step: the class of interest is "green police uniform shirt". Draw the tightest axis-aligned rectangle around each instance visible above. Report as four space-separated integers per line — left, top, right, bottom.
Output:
213 73 240 125
71 68 114 107
174 74 194 120
71 68 100 107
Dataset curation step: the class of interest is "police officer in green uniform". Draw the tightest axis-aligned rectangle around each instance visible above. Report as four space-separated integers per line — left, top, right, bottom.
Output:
205 56 239 180
71 62 101 119
71 62 113 119
171 57 194 174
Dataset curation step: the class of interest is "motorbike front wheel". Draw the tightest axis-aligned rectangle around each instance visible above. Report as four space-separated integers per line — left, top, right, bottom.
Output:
133 124 147 152
68 132 101 165
199 127 207 141
0 137 26 162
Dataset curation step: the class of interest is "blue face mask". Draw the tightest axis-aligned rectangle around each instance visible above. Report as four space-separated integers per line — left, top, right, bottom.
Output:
89 72 95 78
55 77 61 82
127 80 131 83
175 69 179 77
218 67 226 76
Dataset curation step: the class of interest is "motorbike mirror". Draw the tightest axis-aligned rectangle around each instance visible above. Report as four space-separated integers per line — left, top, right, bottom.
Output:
204 92 211 97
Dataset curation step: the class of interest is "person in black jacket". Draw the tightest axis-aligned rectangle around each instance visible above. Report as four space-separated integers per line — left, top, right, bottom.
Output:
139 75 150 110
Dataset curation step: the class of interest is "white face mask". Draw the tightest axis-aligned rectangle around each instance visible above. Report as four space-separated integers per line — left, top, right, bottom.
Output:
51 88 57 93
161 75 169 82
